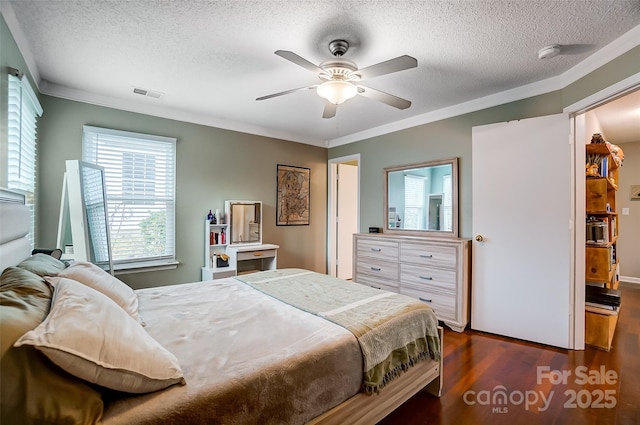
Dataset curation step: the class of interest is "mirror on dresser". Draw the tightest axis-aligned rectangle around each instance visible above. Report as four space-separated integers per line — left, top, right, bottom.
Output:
384 157 458 237
225 200 262 245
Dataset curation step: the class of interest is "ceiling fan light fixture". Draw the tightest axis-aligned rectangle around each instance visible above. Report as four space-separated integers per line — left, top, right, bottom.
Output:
316 80 357 105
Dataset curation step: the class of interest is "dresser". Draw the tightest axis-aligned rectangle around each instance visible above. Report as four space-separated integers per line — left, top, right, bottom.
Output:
353 233 470 332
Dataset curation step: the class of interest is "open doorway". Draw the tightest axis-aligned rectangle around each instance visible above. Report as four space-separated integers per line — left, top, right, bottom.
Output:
328 155 359 279
581 88 640 285
568 78 639 349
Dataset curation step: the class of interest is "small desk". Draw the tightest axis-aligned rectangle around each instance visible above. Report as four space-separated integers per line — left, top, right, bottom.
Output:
227 243 279 275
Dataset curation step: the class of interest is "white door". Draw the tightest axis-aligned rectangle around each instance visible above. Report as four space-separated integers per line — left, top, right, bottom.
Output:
472 114 573 348
336 163 358 279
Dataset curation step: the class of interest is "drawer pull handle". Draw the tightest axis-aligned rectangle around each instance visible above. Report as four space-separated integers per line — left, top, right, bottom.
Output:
419 297 432 303
253 253 262 257
371 248 382 252
370 285 381 289
420 254 433 258
370 267 381 272
420 276 433 280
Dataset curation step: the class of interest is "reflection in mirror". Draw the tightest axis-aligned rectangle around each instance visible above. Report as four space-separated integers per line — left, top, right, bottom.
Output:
225 201 262 245
384 158 458 236
59 160 114 273
81 165 111 264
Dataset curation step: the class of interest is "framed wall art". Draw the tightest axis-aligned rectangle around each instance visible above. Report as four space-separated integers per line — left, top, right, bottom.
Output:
276 164 310 226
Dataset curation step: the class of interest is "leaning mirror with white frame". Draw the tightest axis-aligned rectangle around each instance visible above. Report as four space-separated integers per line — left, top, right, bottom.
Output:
384 157 458 237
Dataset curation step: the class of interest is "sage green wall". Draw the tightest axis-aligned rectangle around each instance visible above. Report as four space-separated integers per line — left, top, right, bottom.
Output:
37 95 328 289
562 46 640 108
4 12 639 285
329 92 562 238
329 47 640 241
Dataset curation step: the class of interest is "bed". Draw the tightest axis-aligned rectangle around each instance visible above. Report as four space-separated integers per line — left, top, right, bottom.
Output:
0 188 442 425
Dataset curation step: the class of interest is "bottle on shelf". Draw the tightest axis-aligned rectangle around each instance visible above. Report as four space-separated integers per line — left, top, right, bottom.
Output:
209 231 214 245
207 209 213 223
220 228 225 244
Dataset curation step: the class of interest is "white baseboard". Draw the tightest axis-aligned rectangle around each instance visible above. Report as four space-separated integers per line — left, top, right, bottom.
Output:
620 275 640 285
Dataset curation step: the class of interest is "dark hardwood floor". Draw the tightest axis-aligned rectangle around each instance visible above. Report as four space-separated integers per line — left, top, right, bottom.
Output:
379 282 640 425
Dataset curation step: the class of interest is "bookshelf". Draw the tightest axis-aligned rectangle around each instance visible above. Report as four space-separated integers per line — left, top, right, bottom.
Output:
584 140 622 351
202 220 236 280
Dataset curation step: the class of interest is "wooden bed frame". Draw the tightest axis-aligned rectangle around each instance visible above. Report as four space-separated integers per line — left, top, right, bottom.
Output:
309 325 443 425
0 188 442 424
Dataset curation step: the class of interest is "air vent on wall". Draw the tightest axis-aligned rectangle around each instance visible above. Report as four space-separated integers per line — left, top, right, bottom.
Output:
132 87 164 99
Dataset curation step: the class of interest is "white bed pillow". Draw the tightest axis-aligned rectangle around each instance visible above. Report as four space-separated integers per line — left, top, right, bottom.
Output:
57 261 144 325
14 277 186 394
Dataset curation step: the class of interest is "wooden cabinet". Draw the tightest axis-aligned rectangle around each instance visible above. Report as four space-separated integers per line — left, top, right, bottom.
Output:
585 142 621 350
353 233 470 332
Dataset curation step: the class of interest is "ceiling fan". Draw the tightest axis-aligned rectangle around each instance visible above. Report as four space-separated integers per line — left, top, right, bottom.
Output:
256 40 417 119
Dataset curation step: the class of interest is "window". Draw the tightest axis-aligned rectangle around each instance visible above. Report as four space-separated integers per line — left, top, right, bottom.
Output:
7 71 43 248
404 174 425 229
82 126 176 266
442 174 452 231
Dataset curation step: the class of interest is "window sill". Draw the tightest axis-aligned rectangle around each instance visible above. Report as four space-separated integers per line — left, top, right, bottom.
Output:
113 260 179 275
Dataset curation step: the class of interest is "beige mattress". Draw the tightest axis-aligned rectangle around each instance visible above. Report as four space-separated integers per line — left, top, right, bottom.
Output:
102 278 363 425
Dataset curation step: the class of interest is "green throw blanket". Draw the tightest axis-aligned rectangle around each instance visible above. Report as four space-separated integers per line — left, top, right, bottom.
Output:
235 269 441 393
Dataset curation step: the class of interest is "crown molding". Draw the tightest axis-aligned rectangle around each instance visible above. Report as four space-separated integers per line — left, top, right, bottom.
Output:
39 80 328 148
327 24 640 148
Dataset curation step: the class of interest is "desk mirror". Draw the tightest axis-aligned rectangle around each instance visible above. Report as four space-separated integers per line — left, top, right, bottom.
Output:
384 158 458 236
225 200 262 245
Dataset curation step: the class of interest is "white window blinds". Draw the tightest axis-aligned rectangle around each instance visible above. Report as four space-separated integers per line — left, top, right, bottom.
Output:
404 174 425 229
442 174 453 231
82 126 176 265
7 72 43 248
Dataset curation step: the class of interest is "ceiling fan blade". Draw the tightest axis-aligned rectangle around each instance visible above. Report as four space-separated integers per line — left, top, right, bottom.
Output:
256 85 317 101
275 50 324 74
357 85 412 109
322 101 337 119
356 55 417 79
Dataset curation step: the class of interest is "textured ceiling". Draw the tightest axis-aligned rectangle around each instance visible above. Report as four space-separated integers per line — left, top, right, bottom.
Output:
3 0 640 147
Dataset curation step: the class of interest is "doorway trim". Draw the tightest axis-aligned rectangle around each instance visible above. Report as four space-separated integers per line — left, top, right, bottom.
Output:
564 71 640 349
327 154 360 277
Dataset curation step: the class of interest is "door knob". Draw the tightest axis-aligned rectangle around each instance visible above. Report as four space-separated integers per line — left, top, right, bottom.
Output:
475 235 484 242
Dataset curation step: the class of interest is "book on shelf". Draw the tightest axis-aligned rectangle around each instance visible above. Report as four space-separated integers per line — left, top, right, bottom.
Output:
586 301 618 311
600 156 608 179
585 285 621 307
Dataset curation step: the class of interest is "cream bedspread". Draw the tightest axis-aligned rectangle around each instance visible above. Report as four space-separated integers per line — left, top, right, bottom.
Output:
102 278 363 425
236 269 441 393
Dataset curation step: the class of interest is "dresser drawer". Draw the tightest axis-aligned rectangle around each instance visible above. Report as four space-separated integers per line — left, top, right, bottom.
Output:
400 263 456 292
400 284 456 321
356 239 399 261
400 242 457 269
237 249 276 261
354 274 399 293
355 259 398 282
